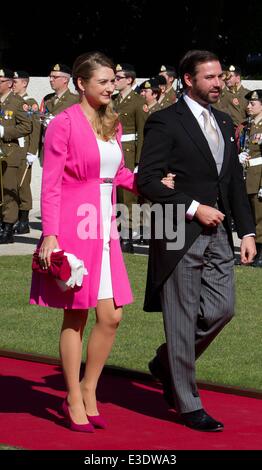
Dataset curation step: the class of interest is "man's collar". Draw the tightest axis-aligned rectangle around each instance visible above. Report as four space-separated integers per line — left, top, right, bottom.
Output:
183 93 211 119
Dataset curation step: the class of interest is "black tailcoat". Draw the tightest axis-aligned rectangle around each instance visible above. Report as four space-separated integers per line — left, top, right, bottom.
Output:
137 98 255 311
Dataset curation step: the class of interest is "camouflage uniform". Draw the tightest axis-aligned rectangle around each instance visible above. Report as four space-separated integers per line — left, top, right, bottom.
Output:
213 87 231 113
39 63 79 164
39 88 79 164
0 90 32 241
113 88 145 235
223 85 250 127
239 117 262 243
237 89 262 266
158 64 177 109
158 86 176 109
17 94 41 216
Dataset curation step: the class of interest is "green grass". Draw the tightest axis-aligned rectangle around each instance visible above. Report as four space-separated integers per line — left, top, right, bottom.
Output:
0 443 24 450
0 254 261 390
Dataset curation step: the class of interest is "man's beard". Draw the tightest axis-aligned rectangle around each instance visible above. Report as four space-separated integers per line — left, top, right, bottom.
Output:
195 85 221 104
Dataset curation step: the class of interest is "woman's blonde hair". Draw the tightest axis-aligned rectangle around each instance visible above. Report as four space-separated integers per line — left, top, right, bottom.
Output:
72 51 119 140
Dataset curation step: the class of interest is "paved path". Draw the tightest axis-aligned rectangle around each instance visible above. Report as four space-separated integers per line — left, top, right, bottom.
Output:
0 159 42 256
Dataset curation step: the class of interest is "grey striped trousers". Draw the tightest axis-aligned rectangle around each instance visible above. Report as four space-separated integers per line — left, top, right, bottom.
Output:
160 223 235 413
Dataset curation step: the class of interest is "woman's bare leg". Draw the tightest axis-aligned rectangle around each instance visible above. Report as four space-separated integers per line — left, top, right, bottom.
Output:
80 299 122 415
60 308 89 424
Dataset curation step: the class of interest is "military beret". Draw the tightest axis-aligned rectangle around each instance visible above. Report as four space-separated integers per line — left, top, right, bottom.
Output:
13 70 30 79
0 68 13 79
220 65 231 80
156 74 167 85
140 77 161 90
50 63 71 75
115 63 135 73
227 64 242 75
245 89 262 102
159 65 176 76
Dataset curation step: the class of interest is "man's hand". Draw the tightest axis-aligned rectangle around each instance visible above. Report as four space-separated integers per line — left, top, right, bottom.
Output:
195 204 225 227
240 236 256 264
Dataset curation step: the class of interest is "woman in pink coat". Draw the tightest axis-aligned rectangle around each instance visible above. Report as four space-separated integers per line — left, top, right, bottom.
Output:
30 51 174 432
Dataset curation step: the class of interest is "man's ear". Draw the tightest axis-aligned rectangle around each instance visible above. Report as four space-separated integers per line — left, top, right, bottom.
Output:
184 73 192 89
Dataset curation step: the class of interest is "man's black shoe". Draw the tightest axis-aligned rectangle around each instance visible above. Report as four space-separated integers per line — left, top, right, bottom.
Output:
180 409 224 432
14 221 30 234
0 223 14 244
121 239 134 253
148 357 175 407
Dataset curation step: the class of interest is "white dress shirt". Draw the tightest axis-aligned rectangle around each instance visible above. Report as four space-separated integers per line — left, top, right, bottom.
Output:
182 94 254 238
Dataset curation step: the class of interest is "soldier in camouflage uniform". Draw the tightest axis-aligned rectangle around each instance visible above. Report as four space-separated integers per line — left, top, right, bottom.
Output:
157 74 167 103
0 68 32 243
138 77 163 244
213 67 231 113
158 64 177 109
39 63 79 164
237 90 262 267
113 63 145 250
12 70 41 233
140 77 162 121
224 65 250 128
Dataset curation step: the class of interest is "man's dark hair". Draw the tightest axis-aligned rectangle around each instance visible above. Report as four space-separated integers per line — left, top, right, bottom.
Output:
179 50 219 88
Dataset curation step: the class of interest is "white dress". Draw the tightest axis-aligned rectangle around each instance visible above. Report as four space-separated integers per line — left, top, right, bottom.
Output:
97 138 122 299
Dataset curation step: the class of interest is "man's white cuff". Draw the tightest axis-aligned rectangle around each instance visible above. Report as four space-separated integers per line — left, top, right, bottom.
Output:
242 233 256 238
186 200 200 220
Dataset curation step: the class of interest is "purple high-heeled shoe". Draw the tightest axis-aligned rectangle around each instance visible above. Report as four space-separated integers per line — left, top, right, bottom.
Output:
87 414 107 429
62 399 95 433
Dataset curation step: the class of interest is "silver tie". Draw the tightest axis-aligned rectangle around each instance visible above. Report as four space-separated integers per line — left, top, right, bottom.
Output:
202 108 219 151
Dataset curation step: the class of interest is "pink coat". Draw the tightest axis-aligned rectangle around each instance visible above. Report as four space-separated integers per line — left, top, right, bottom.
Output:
30 104 137 309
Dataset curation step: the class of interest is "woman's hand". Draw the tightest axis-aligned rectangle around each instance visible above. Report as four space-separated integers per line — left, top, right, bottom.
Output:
39 235 59 269
161 172 176 189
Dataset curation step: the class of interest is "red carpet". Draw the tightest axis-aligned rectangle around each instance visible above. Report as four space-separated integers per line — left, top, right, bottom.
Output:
0 356 262 450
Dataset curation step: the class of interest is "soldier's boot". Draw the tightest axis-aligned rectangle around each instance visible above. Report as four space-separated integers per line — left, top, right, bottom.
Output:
120 228 134 254
13 210 30 234
252 243 262 268
12 219 20 232
0 223 14 244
